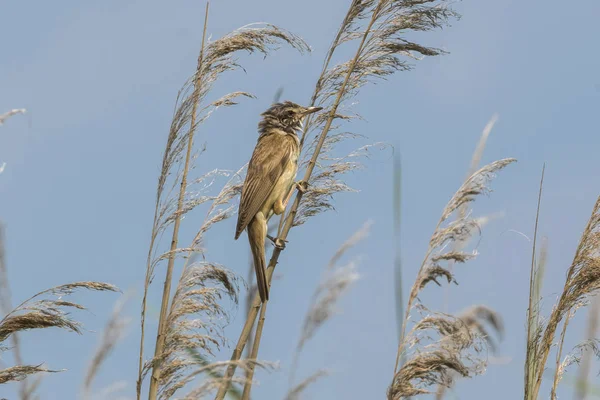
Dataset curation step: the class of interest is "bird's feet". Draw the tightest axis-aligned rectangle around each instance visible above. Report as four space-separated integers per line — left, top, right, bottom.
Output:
267 234 288 250
295 180 309 194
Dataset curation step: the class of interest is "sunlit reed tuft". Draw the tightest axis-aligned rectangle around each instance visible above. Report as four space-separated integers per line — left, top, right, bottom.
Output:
389 158 515 399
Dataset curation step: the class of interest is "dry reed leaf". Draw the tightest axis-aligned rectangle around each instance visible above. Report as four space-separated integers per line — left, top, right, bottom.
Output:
0 365 59 385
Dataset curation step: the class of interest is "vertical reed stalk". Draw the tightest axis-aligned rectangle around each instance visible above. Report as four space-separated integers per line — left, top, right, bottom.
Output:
147 5 210 399
393 154 404 344
240 300 268 400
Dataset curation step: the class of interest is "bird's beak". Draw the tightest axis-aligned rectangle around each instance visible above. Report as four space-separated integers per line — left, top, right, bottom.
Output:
302 106 323 115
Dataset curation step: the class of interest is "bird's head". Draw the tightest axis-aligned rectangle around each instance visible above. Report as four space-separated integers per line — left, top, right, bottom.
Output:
258 101 323 135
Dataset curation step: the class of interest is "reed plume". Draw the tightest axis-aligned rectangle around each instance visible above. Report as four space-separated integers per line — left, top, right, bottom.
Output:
388 158 515 399
435 305 504 399
82 295 131 399
136 3 310 396
0 282 119 385
285 220 371 397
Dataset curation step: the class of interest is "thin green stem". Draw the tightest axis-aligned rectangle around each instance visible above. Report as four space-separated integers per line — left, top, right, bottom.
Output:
525 164 545 400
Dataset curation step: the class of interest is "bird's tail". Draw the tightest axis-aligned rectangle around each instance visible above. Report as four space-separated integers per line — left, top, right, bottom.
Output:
248 217 269 302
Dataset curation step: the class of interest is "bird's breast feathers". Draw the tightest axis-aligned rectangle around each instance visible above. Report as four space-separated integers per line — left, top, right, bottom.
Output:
234 131 299 238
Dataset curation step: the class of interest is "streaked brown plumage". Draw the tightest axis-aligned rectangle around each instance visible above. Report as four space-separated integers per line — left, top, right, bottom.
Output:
235 101 322 302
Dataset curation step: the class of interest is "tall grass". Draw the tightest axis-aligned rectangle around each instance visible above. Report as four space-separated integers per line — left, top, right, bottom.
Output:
388 159 514 398
525 165 546 400
2 2 599 400
1 107 120 398
524 194 600 399
216 1 459 397
135 5 310 399
0 281 119 384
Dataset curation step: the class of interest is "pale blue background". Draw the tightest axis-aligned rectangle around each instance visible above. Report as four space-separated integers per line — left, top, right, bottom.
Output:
1 0 599 399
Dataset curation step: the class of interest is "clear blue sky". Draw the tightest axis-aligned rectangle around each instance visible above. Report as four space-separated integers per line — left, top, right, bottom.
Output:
1 0 599 399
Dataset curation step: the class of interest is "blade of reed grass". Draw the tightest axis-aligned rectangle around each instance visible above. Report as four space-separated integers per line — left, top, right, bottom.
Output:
525 164 545 400
394 153 404 346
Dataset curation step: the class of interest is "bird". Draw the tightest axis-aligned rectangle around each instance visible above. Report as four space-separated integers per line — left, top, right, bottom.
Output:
235 101 322 303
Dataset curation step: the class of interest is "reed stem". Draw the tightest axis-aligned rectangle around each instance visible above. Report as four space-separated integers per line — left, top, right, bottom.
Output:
147 5 210 399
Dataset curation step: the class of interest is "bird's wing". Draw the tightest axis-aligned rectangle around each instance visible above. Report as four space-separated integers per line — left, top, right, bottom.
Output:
235 133 294 239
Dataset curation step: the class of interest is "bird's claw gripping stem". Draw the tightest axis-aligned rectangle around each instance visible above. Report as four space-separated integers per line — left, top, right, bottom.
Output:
267 235 288 250
296 180 309 194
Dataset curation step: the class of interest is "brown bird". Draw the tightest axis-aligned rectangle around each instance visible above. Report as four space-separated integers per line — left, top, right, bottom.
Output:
235 101 322 302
